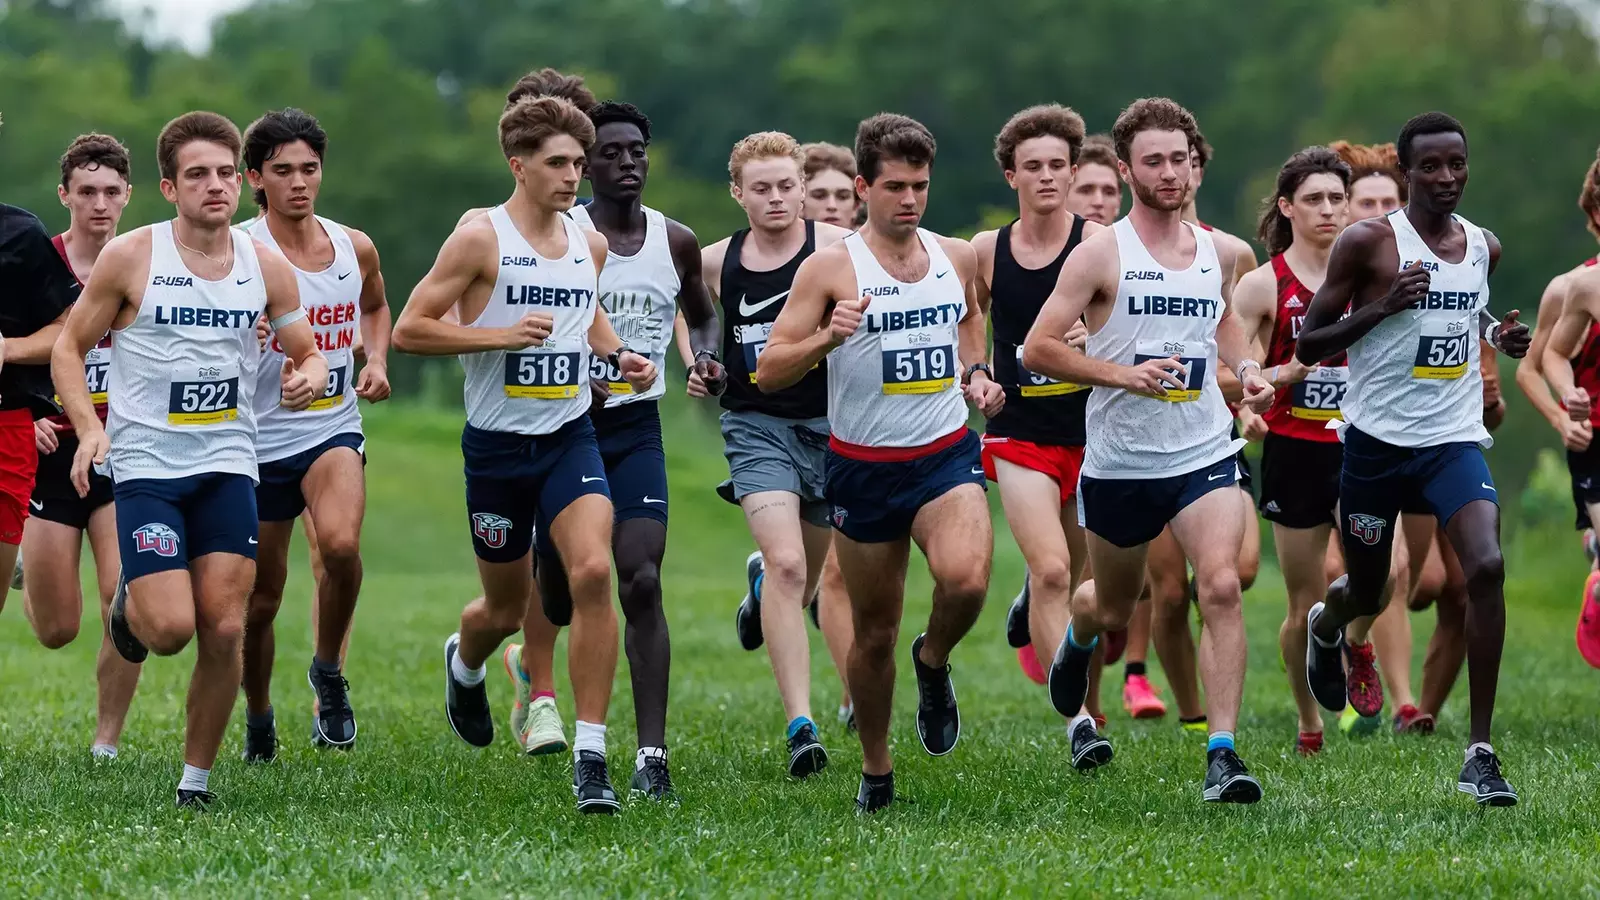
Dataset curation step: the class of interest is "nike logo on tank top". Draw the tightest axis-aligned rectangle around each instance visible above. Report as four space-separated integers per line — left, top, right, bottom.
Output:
247 215 364 463
460 206 600 435
829 230 967 448
567 204 680 406
1342 210 1491 449
718 221 827 419
106 220 267 483
1082 218 1240 479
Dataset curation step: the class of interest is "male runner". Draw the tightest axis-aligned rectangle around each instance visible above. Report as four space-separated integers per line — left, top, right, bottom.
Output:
19 134 141 760
1024 97 1273 803
703 131 855 779
800 143 860 228
1522 146 1600 665
971 105 1110 767
392 96 656 814
759 113 1003 812
238 107 392 760
54 111 328 809
528 99 726 798
1068 135 1123 227
1534 144 1600 666
1296 111 1529 806
1231 146 1354 754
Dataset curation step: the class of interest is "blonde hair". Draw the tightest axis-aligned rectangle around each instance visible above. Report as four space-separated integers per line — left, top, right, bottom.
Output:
728 131 804 186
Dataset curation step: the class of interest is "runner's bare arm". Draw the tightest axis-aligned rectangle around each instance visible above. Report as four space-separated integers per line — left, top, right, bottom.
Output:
1517 274 1575 430
260 243 329 411
1296 219 1404 364
51 236 134 436
756 244 845 392
393 222 532 356
3 309 67 365
1476 232 1529 360
969 229 997 316
349 229 392 400
1544 268 1600 419
1216 269 1273 412
669 219 725 393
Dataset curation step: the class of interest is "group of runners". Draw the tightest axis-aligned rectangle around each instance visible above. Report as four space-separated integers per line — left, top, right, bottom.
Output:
10 63 1600 815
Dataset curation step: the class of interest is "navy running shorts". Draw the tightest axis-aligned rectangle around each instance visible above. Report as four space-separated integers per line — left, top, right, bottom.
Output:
1078 454 1238 549
1338 425 1497 562
591 400 668 527
463 416 610 564
255 431 365 522
824 428 985 544
115 473 259 582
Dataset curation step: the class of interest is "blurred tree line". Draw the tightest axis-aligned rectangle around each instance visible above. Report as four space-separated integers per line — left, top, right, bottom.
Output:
4 0 1600 506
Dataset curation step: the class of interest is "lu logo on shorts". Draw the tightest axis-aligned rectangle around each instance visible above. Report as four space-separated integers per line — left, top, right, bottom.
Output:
133 523 181 557
1347 513 1387 546
472 512 513 549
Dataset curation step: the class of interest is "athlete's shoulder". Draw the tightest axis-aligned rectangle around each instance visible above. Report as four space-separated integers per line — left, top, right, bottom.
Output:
796 238 852 278
813 221 853 248
969 228 999 257
1234 257 1276 293
583 226 609 258
1335 215 1395 253
701 235 732 268
454 206 493 231
661 216 700 267
1079 218 1109 240
1231 258 1277 310
1567 262 1600 303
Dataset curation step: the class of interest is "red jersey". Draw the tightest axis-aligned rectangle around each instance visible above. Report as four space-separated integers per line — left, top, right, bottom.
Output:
1569 257 1600 427
1262 254 1345 442
45 235 109 434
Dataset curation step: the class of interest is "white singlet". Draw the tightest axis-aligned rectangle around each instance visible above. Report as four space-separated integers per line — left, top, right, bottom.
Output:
460 206 599 435
567 204 680 406
247 215 364 462
1082 218 1241 479
828 230 968 448
106 221 266 482
1342 209 1491 449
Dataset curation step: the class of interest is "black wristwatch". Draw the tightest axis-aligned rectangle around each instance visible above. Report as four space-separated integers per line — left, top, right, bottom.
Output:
607 345 637 372
963 362 992 385
694 349 721 364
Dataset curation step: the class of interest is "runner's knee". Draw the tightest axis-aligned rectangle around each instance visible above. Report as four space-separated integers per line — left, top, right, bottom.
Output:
1194 566 1241 613
1028 556 1072 601
618 559 663 616
761 547 807 597
1461 549 1504 600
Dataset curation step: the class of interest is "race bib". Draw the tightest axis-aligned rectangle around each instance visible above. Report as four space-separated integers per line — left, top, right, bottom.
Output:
1290 366 1348 420
1133 339 1206 402
84 346 111 404
1015 346 1087 398
881 328 955 395
505 350 582 399
589 352 633 395
167 362 240 425
1413 318 1471 380
307 349 352 411
735 322 772 384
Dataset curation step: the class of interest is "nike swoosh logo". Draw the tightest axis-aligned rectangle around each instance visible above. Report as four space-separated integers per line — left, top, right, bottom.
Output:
581 475 605 483
936 271 950 279
29 499 43 511
643 496 666 505
1481 483 1496 491
575 257 587 265
248 537 258 545
970 467 984 475
739 291 790 317
236 278 253 285
1208 472 1229 481
337 272 352 280
1200 267 1213 274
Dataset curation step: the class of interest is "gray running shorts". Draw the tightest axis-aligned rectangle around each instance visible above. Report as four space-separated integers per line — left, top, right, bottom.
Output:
720 409 831 527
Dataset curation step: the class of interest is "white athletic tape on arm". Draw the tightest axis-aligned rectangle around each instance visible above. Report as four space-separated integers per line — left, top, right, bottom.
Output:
269 307 307 331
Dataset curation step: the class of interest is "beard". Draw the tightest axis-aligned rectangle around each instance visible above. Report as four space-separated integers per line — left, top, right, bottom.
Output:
1129 174 1185 212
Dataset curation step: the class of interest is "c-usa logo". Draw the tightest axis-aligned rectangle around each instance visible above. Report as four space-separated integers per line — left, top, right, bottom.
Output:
472 512 513 549
133 523 181 557
1347 513 1387 547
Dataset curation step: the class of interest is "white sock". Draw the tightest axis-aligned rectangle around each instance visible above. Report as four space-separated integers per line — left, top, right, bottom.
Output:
90 744 117 760
450 650 486 687
574 720 606 758
1070 712 1096 733
178 763 209 793
1466 741 1494 761
636 746 666 771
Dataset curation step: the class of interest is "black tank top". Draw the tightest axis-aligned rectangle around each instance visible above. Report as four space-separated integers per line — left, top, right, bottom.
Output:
986 217 1088 446
719 221 827 419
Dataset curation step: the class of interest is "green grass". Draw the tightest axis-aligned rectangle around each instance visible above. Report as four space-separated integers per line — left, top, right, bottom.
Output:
2 399 1599 898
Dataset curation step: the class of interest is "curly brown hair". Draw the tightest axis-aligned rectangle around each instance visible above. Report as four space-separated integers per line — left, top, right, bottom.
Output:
499 96 596 159
505 68 596 112
1077 134 1117 172
1580 145 1600 238
994 105 1086 173
801 142 855 181
1111 98 1200 165
60 133 131 188
854 113 936 184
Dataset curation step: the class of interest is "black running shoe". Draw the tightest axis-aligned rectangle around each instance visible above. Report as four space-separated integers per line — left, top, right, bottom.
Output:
176 789 216 810
242 715 277 763
1202 748 1263 804
443 634 493 748
787 723 828 778
1048 628 1096 718
106 570 147 664
1457 750 1518 807
630 755 675 801
910 633 960 756
1005 572 1031 649
308 664 356 748
1069 717 1114 771
856 771 895 814
1304 601 1348 712
573 750 621 814
735 551 764 651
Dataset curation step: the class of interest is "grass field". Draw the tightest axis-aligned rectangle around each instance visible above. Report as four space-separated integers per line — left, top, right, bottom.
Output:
2 400 1598 898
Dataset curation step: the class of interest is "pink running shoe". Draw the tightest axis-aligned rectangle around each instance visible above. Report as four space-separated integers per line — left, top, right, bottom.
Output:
1018 645 1047 685
1122 674 1167 719
1577 571 1600 669
1344 641 1384 717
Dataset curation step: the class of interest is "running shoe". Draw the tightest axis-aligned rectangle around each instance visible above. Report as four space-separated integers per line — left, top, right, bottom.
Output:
856 771 895 814
910 634 960 755
1392 704 1435 735
503 643 532 738
1457 749 1517 807
503 643 567 753
1296 731 1324 756
1202 748 1262 803
443 633 493 748
1017 646 1047 686
308 664 356 748
787 723 828 778
573 750 621 814
1047 628 1096 719
1343 640 1384 718
1304 601 1347 712
1069 717 1114 771
1122 674 1166 719
1577 570 1600 668
242 715 277 763
176 789 217 810
1179 716 1209 734
1338 705 1383 737
630 754 675 801
735 551 764 651
106 570 147 664
1004 574 1031 649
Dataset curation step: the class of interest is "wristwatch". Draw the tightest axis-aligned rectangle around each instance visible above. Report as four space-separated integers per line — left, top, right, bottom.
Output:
607 345 637 372
963 362 992 385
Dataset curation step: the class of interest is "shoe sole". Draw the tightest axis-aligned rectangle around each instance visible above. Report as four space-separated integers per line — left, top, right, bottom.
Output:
306 672 357 748
443 636 493 749
1203 774 1263 804
1304 603 1347 713
1072 737 1114 771
1456 783 1518 807
788 743 828 778
1127 704 1167 720
572 786 622 814
525 737 568 757
735 595 763 651
1396 715 1436 736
